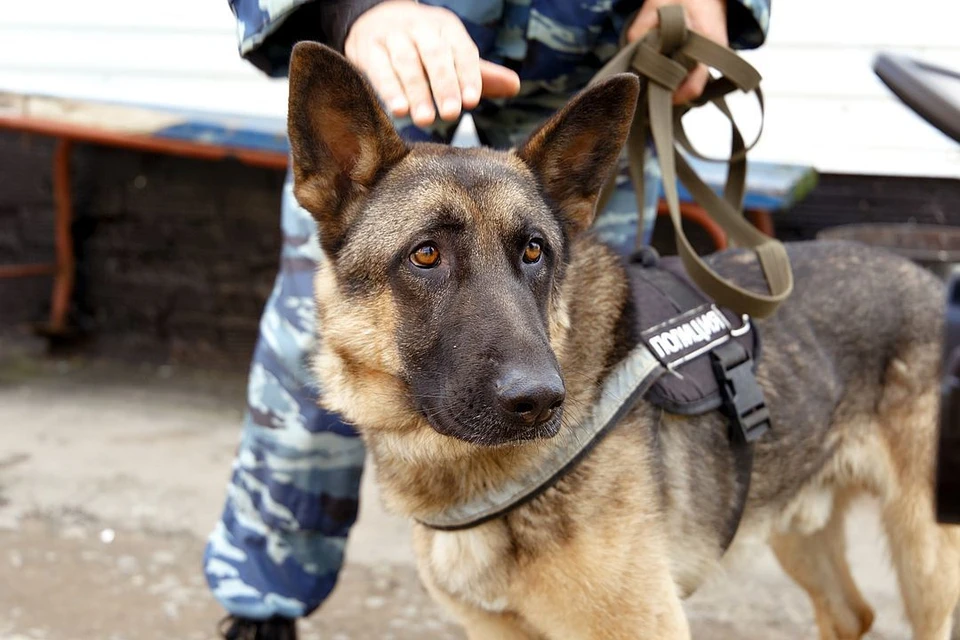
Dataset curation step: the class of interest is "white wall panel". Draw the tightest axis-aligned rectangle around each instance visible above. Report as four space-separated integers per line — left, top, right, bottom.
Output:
0 0 957 176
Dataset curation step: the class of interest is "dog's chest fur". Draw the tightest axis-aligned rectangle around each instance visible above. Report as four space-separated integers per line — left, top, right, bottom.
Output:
417 524 516 612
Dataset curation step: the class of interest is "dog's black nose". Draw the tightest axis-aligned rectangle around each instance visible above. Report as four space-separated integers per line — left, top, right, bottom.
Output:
496 368 565 427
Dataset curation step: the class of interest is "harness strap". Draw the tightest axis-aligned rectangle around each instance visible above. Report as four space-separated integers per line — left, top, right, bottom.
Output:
592 5 793 319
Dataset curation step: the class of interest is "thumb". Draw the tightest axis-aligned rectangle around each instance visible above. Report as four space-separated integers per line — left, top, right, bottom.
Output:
479 59 521 99
626 6 661 43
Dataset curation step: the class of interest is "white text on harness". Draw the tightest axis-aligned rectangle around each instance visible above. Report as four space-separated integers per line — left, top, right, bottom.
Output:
648 308 727 360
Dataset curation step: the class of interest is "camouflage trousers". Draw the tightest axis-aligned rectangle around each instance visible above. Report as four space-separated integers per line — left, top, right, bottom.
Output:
204 116 662 620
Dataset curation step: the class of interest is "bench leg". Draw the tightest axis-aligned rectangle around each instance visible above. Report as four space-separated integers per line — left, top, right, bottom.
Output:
656 203 776 253
47 138 74 335
747 209 775 237
657 201 729 251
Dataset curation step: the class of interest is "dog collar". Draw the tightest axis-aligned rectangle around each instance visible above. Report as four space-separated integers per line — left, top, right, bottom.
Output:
416 343 664 531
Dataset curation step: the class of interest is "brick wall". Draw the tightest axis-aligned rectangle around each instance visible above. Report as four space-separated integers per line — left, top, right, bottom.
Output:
0 132 285 366
0 134 57 327
771 174 960 242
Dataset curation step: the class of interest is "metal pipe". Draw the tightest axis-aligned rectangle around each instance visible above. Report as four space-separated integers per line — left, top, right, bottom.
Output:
0 115 289 335
48 138 74 334
0 263 57 278
657 201 728 251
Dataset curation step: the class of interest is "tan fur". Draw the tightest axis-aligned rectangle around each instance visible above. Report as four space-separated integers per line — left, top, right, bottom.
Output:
877 356 960 640
312 265 410 429
771 491 876 640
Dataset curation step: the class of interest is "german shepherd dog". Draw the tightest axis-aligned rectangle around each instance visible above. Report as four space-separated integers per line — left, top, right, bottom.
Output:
287 42 960 639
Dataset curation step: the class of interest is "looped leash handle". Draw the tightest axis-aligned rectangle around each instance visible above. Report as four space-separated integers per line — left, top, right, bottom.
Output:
592 5 793 319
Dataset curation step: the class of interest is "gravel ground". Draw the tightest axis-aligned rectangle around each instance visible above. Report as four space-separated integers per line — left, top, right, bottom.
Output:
0 348 914 639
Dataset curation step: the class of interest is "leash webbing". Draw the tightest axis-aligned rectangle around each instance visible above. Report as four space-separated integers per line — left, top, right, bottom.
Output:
592 5 793 319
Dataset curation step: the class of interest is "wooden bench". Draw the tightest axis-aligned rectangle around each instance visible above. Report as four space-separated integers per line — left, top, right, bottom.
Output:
0 93 287 336
0 92 816 336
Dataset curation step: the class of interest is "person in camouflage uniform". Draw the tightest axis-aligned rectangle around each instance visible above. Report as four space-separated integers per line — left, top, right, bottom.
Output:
206 0 771 633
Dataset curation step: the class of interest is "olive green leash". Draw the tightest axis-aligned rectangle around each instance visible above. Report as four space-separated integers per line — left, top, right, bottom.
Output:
593 4 793 318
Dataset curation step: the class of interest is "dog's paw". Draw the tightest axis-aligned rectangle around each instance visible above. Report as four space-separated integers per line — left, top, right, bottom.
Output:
218 615 298 640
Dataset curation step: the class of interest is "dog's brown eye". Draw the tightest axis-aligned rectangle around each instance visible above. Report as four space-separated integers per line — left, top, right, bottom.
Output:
411 243 440 268
523 240 543 264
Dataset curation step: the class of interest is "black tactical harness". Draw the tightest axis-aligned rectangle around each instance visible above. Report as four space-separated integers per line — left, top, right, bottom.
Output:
630 248 767 442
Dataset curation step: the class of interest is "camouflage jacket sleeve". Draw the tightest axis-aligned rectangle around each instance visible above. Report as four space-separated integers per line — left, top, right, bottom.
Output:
232 0 769 78
725 0 770 49
229 0 385 76
203 417 363 620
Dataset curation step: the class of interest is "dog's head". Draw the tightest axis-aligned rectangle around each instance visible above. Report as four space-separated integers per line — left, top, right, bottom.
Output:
289 43 638 446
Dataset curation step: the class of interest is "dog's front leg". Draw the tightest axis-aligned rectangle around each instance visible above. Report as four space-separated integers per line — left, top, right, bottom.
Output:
517 544 690 640
525 580 688 639
424 585 543 640
412 524 544 639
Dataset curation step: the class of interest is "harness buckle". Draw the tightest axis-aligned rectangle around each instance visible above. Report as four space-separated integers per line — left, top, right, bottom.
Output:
711 340 770 444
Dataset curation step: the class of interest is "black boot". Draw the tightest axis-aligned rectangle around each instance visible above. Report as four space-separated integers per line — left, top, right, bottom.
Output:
219 616 297 640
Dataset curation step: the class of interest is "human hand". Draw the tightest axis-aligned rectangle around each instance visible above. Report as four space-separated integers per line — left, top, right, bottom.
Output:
626 0 728 105
344 0 521 126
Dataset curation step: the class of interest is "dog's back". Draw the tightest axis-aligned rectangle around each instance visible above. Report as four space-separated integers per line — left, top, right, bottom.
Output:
740 240 943 519
673 240 956 639
718 239 944 513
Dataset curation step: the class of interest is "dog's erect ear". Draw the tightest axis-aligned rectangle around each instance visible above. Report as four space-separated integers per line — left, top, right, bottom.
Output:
287 42 408 254
516 74 640 235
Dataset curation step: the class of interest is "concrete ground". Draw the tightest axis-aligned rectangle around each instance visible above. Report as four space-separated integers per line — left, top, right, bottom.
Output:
0 343 915 639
